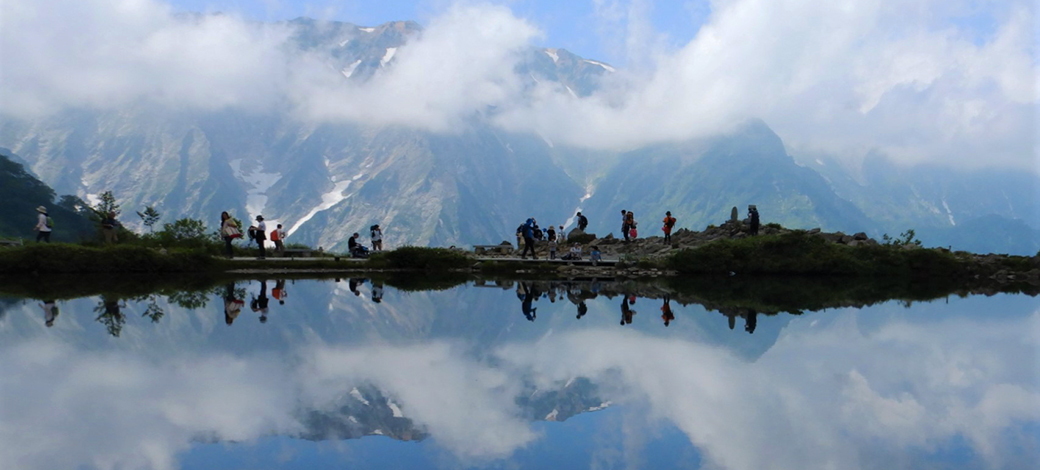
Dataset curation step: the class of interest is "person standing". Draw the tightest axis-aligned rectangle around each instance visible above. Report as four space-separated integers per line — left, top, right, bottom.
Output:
254 215 267 259
626 211 637 239
220 211 239 258
33 206 52 243
576 212 588 232
270 224 286 256
520 218 537 259
620 210 630 242
371 224 384 251
748 205 760 236
662 211 676 244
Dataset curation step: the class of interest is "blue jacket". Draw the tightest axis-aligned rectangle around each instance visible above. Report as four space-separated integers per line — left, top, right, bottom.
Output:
522 219 535 239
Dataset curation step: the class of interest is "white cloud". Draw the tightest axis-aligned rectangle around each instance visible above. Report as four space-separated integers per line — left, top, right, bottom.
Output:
0 0 1034 169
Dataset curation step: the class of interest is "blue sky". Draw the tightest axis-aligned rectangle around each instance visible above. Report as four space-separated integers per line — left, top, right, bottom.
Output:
166 0 712 63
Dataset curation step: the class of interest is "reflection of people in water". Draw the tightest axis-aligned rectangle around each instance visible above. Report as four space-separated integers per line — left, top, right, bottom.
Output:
520 282 537 321
576 300 587 320
271 279 287 305
39 300 58 327
661 295 674 327
224 283 244 325
620 295 636 325
371 280 384 303
251 280 270 323
745 309 758 334
348 278 365 296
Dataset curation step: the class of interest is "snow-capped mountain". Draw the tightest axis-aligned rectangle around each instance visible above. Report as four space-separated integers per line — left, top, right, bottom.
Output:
1 18 1036 253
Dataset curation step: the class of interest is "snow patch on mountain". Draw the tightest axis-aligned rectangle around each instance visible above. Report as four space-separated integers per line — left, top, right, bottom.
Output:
565 86 577 98
583 59 614 72
358 27 375 33
545 408 558 421
942 198 956 226
380 48 397 67
288 172 364 237
350 387 370 405
544 49 558 63
587 401 612 411
562 185 595 230
338 39 350 47
229 159 281 221
341 60 362 78
387 399 403 418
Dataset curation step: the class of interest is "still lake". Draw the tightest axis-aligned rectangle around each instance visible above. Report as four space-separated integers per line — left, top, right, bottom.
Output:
1 277 1038 470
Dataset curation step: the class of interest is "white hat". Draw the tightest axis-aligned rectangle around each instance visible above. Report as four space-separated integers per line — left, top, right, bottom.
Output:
36 206 47 213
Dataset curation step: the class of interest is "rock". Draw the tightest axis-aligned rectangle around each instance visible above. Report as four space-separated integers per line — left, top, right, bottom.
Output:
839 235 853 244
853 232 868 241
808 228 821 234
730 207 739 222
847 240 861 247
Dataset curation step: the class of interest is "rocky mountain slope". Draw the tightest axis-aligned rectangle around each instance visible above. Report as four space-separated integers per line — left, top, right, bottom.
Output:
0 17 1035 254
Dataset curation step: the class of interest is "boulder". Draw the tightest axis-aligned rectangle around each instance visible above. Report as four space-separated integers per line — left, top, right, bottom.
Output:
853 232 868 241
808 228 821 234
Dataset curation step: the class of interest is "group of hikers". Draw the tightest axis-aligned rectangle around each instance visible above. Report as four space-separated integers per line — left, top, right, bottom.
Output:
218 212 385 259
515 280 678 327
515 213 602 262
515 205 763 259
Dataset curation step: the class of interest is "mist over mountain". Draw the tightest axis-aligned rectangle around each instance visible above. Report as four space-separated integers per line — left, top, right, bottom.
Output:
0 16 1035 253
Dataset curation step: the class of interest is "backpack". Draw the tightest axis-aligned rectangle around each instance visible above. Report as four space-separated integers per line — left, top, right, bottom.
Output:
247 227 256 241
665 217 675 228
46 216 54 229
580 215 588 226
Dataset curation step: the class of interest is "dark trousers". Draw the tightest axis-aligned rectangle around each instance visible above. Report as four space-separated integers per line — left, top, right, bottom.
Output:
521 237 536 259
622 223 630 241
224 236 234 258
750 223 759 236
36 231 51 243
663 231 672 244
256 239 266 259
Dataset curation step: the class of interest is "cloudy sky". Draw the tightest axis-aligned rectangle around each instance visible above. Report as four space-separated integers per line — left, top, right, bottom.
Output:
0 0 1035 170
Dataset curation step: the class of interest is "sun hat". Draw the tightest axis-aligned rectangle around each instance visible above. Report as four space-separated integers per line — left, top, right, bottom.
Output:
36 205 47 213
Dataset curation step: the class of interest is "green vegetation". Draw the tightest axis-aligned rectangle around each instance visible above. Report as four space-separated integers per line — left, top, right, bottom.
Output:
0 154 96 241
136 206 162 232
667 231 964 279
0 243 217 274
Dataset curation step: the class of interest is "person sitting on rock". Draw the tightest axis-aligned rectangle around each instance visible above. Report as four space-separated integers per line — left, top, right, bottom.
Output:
562 243 582 260
348 233 369 258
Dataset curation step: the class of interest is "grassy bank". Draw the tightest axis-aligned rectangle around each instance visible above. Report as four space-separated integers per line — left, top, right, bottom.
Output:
666 231 969 278
0 243 218 273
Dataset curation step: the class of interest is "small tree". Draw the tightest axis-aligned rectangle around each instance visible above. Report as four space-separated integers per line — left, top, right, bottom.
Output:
93 191 121 218
137 206 161 233
162 218 208 241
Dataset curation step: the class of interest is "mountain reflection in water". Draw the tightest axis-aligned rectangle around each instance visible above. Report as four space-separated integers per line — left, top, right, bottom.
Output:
0 277 1037 470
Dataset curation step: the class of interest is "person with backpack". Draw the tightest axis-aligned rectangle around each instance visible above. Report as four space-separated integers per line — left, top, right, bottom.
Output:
253 215 267 259
748 205 760 236
33 206 52 243
270 224 286 256
520 218 537 259
348 232 369 258
662 211 677 244
370 224 383 251
576 212 588 232
220 211 240 258
626 211 637 239
620 210 630 242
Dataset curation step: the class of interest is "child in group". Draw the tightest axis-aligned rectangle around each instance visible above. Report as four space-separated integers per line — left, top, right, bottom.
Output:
590 245 602 265
563 243 582 260
548 238 558 260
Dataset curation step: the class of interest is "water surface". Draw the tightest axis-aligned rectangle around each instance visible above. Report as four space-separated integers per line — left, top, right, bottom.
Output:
1 278 1037 469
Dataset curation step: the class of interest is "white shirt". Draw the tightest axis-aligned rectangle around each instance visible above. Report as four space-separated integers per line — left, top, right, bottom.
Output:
36 213 51 232
372 229 382 242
